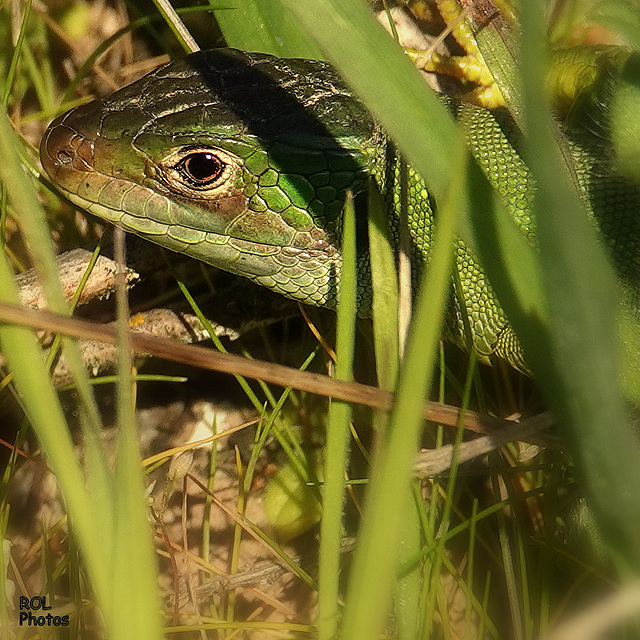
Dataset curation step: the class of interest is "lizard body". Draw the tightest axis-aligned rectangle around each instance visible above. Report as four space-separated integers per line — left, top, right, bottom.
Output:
40 48 640 371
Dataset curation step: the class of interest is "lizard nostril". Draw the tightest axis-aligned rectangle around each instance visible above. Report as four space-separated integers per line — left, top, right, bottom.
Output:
56 149 74 165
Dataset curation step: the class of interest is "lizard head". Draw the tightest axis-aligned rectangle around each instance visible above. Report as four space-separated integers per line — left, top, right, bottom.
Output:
40 48 376 308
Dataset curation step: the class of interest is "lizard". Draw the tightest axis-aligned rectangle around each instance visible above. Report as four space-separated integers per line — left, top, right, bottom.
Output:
38 46 640 373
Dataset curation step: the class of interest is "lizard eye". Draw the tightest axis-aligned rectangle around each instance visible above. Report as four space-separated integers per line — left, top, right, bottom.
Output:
159 145 238 196
175 151 226 188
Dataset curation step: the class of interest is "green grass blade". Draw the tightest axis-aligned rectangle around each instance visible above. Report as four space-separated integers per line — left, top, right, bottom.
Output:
463 4 523 120
590 0 640 50
368 183 400 390
110 230 162 639
1 102 161 635
212 0 323 58
1 122 111 532
2 0 33 106
518 0 640 571
339 137 466 640
464 156 546 346
317 194 357 640
610 51 640 181
0 106 114 601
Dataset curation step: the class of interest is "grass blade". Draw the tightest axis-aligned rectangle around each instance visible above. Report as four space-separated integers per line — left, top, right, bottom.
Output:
518 0 640 571
317 194 357 640
212 0 323 58
339 137 466 640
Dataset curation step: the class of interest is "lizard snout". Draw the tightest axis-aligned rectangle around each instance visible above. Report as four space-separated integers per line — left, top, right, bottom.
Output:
40 101 104 185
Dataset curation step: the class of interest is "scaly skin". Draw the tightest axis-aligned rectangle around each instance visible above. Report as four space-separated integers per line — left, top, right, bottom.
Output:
39 49 640 371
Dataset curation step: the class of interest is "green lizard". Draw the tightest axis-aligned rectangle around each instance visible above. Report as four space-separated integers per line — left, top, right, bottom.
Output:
39 47 640 372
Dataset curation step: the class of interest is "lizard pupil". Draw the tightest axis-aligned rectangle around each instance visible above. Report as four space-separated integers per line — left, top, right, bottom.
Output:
181 152 224 186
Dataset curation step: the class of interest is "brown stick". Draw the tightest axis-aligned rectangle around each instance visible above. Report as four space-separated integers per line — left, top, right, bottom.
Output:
0 301 556 441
